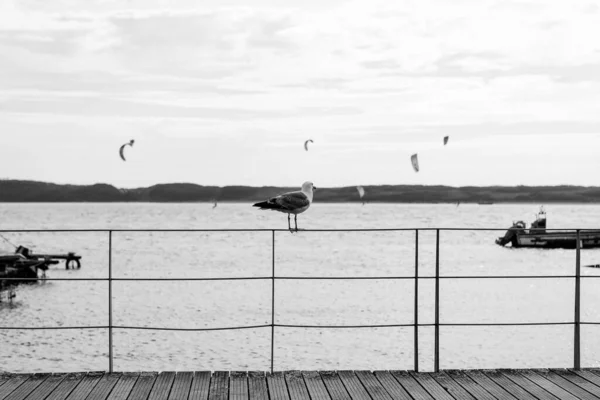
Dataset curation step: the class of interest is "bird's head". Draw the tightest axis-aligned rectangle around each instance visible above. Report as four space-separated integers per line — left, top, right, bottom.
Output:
302 181 316 192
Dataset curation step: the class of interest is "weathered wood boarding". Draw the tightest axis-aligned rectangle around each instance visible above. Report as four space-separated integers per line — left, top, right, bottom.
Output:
1 369 600 400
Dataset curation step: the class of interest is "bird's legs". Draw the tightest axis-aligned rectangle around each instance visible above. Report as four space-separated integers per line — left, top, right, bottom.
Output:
294 214 298 232
287 214 292 232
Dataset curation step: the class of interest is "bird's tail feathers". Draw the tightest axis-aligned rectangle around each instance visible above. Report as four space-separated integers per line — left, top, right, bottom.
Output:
253 199 283 210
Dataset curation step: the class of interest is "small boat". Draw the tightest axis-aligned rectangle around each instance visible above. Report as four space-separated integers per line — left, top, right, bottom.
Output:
1 254 50 302
0 254 48 283
495 206 600 249
15 245 81 269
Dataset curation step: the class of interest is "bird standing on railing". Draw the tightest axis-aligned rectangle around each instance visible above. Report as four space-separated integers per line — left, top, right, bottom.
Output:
252 181 316 232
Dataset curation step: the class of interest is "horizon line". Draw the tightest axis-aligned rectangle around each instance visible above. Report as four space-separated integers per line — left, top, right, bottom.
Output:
1 178 598 190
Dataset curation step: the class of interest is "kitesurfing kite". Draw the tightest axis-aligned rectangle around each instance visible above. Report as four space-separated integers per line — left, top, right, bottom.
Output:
411 154 419 172
304 139 313 151
119 139 135 161
357 186 365 205
444 136 449 145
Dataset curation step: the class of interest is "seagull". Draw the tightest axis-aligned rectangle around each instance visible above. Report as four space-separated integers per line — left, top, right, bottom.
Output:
252 181 316 232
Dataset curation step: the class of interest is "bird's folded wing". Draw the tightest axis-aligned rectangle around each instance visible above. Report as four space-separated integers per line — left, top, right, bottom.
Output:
276 192 309 210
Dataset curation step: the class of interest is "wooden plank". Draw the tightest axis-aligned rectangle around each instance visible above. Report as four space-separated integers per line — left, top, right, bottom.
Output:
22 374 66 400
168 372 193 400
466 371 519 400
266 372 289 400
127 372 158 400
207 371 229 400
0 375 13 391
516 370 580 400
319 372 351 400
500 370 560 400
301 371 329 400
354 371 392 400
229 372 248 400
9 369 600 400
3 374 48 400
105 373 139 400
284 371 310 400
390 371 433 400
45 373 87 400
408 372 456 400
443 371 496 400
0 374 30 400
148 372 176 400
588 370 600 379
337 371 371 400
552 370 600 398
247 372 268 400
431 372 476 400
574 370 600 392
484 370 556 400
65 372 104 400
86 373 121 400
541 370 600 400
188 372 210 400
372 371 413 400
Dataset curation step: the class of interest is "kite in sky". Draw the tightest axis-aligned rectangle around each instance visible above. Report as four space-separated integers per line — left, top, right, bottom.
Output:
411 154 419 172
119 140 135 161
304 139 313 151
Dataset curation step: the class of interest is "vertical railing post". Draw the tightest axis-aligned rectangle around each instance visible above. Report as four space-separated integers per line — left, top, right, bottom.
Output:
271 230 275 374
108 230 113 373
414 229 419 372
574 229 581 370
434 229 440 372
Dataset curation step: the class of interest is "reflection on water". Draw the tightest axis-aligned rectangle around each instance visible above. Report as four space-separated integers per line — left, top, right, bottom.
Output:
1 202 600 372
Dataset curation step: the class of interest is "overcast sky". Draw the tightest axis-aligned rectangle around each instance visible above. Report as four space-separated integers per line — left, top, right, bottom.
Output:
1 0 599 188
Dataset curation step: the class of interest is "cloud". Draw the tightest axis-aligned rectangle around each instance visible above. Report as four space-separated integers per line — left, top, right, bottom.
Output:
3 0 600 91
104 8 301 79
2 0 600 189
0 96 363 120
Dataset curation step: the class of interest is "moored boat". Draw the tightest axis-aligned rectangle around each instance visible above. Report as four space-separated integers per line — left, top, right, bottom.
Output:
0 254 48 283
495 206 600 249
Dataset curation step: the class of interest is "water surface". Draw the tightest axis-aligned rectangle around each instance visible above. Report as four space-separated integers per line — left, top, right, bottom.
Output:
1 202 599 372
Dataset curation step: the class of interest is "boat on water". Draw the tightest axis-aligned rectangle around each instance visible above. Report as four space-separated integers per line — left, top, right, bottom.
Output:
1 245 81 302
495 206 600 249
0 254 49 283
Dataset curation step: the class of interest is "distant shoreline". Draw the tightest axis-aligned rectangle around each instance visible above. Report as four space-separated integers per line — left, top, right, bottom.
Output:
1 179 599 203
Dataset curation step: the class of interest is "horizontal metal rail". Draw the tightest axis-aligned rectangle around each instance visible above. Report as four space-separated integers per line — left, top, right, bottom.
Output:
0 275 587 281
1 227 598 373
1 227 600 232
0 322 577 331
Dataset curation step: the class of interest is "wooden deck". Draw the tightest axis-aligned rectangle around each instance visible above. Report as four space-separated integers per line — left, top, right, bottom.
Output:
2 369 600 400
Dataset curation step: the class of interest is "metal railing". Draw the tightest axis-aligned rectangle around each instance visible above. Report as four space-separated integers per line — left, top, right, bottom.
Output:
0 227 597 373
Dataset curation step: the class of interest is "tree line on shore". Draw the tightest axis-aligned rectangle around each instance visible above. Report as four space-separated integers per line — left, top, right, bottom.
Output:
1 179 600 203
